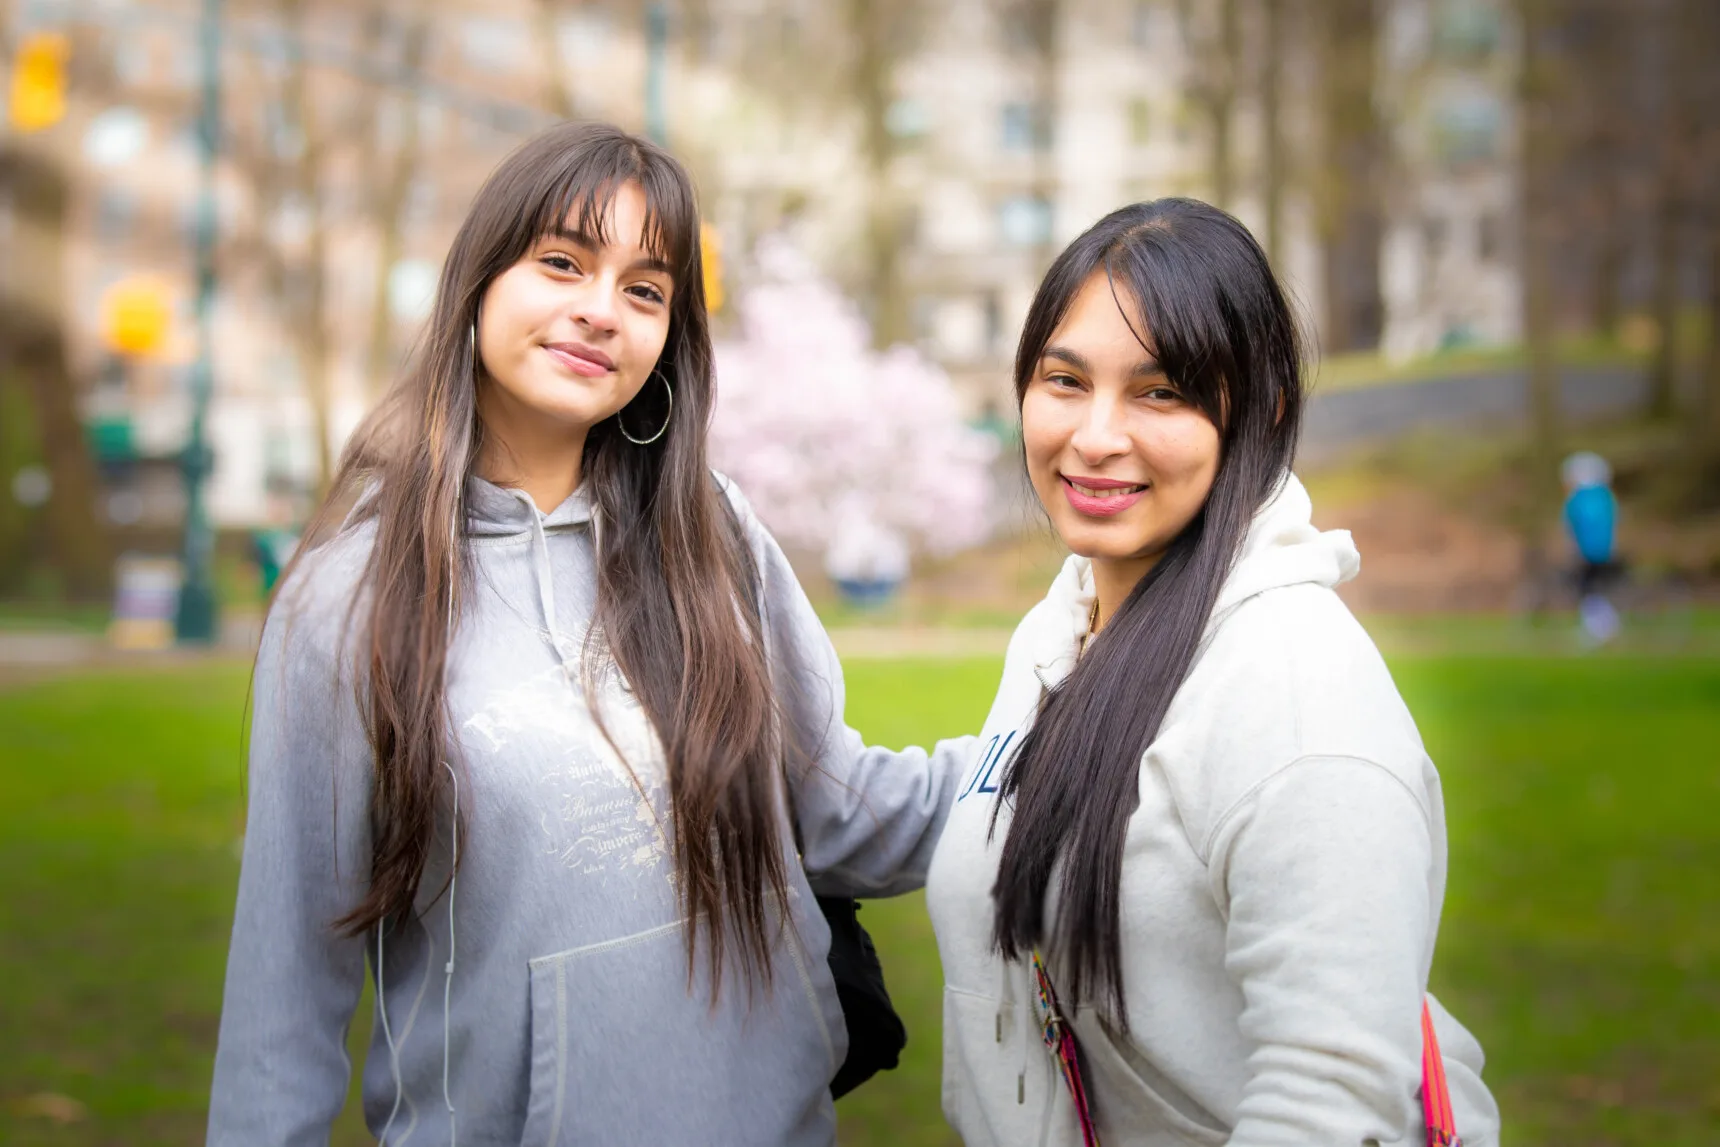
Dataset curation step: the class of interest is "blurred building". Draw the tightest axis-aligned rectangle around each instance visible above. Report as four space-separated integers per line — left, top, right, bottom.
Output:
2 0 1521 533
1378 0 1520 359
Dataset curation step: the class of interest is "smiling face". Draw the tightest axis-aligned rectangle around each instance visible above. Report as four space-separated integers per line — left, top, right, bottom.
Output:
1021 269 1222 610
474 180 675 472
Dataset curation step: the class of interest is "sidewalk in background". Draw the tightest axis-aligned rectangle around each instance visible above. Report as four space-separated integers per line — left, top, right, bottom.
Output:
5 610 1714 691
0 610 262 688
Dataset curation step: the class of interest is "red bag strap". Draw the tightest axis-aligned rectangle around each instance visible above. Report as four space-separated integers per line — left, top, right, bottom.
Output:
1421 1000 1460 1147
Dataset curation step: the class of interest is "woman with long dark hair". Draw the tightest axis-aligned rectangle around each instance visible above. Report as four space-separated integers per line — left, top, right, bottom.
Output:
207 122 970 1145
926 200 1500 1145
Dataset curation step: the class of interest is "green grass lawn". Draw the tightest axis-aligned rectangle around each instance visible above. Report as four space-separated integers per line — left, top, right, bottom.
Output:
2 653 1717 1144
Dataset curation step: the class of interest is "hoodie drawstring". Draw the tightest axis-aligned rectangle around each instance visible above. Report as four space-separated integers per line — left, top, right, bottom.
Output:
526 508 581 685
995 958 1033 1104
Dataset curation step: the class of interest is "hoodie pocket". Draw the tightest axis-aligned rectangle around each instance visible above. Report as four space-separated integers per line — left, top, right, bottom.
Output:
519 916 841 1147
1072 1010 1229 1146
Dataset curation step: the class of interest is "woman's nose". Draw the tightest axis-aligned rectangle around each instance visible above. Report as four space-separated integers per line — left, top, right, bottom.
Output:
1070 394 1130 462
568 276 620 334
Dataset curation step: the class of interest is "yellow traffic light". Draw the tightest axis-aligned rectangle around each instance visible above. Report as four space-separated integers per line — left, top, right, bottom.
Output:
100 275 174 358
8 32 70 134
700 221 724 314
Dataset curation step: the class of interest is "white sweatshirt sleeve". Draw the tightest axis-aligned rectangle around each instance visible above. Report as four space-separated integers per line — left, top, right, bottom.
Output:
207 575 372 1145
1205 754 1438 1147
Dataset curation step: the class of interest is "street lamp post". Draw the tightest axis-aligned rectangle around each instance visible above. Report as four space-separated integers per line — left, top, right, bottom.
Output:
174 0 222 643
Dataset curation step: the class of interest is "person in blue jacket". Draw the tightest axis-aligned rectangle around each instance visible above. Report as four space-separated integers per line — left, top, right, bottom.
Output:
1561 451 1620 644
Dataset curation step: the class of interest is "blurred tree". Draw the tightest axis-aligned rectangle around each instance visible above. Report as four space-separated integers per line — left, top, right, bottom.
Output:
0 143 113 599
363 7 433 400
1312 0 1383 353
1517 0 1564 598
1570 0 1634 341
709 236 995 570
844 0 919 350
1644 0 1695 421
0 368 42 593
281 0 337 491
1001 0 1063 275
1688 0 1720 487
225 0 397 492
1175 0 1241 210
1258 0 1287 268
534 0 578 119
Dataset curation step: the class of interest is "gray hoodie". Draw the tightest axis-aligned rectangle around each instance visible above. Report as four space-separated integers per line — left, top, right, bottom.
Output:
208 475 975 1147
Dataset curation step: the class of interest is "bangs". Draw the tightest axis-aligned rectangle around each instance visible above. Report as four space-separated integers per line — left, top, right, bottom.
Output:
1100 240 1233 430
519 137 699 283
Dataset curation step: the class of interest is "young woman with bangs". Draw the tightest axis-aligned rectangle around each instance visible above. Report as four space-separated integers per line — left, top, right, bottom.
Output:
207 122 972 1146
925 200 1501 1146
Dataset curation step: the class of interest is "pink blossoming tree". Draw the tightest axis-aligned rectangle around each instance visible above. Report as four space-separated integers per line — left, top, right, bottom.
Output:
709 237 997 589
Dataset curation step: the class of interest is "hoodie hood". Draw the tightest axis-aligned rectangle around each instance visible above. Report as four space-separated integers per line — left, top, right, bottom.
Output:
463 475 593 537
1031 473 1359 687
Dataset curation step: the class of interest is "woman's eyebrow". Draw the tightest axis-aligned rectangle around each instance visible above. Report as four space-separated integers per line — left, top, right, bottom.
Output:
542 226 674 276
1042 345 1091 373
1043 346 1164 377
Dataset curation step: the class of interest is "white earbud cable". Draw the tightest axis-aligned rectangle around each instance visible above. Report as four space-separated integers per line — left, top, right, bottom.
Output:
441 496 460 1145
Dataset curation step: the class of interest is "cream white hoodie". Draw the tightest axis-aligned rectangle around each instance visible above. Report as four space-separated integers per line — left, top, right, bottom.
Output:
924 474 1500 1147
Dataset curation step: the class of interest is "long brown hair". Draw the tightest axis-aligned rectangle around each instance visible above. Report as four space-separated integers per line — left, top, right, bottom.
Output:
282 122 787 988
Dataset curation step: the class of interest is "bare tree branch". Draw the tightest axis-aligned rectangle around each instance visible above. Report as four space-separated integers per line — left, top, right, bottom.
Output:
532 0 577 119
364 8 433 399
1176 0 1241 208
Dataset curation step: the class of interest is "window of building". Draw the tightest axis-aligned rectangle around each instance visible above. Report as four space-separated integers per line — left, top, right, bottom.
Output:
459 16 529 73
266 351 300 395
263 100 305 162
96 187 137 242
1432 90 1503 168
558 10 611 66
1477 211 1503 262
1424 214 1447 257
160 35 199 90
403 175 436 228
1000 7 1036 52
1001 101 1052 152
388 258 439 322
887 98 931 142
1433 0 1501 63
998 195 1054 247
112 39 149 86
416 102 444 146
911 296 938 345
1130 1 1156 48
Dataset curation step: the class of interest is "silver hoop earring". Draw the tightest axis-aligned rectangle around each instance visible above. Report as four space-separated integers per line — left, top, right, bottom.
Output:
469 320 481 377
618 370 673 446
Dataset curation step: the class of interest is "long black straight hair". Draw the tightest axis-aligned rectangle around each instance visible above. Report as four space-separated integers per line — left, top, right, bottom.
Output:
989 198 1305 1026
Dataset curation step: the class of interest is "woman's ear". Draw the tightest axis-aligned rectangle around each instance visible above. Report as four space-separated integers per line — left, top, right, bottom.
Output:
1274 386 1286 426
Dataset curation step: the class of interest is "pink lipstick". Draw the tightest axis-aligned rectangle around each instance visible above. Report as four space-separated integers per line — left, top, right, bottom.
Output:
1061 474 1147 517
